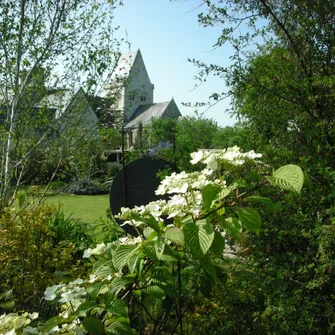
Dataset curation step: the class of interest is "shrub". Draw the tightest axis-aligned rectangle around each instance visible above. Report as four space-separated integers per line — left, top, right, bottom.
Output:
64 178 111 195
106 161 122 179
0 204 86 316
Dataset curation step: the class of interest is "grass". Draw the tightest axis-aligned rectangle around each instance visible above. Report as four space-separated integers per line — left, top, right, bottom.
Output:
45 193 109 223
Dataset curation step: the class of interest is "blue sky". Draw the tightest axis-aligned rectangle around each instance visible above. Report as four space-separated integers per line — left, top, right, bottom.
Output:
112 0 237 127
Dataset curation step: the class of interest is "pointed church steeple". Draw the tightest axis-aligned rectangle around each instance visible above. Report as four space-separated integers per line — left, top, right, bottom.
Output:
103 49 155 121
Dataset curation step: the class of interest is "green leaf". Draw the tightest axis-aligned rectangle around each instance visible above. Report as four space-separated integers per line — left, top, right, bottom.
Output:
182 220 214 257
143 227 157 240
200 254 217 281
82 317 103 335
128 253 140 274
245 195 279 212
41 316 65 332
235 207 262 234
106 321 133 335
155 237 166 260
110 276 136 296
159 244 181 262
106 300 128 317
209 231 225 256
215 187 233 202
143 285 165 299
269 164 304 194
132 213 160 232
75 301 97 315
201 183 222 209
164 227 184 245
87 282 104 299
142 241 159 262
113 244 138 271
93 258 115 276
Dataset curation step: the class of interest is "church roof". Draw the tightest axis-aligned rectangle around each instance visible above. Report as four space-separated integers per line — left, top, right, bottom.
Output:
110 50 138 81
124 99 181 129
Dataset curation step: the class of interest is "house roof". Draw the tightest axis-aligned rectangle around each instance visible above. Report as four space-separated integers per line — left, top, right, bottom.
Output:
124 99 180 129
39 89 73 118
110 50 139 82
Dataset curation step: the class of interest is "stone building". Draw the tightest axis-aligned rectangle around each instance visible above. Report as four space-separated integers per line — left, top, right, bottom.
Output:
102 49 182 148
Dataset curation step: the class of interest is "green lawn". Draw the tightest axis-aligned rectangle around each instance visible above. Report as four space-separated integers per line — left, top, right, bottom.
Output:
45 194 110 223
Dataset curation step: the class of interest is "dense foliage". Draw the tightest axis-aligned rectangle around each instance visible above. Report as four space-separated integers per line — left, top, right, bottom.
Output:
180 0 335 333
0 148 304 334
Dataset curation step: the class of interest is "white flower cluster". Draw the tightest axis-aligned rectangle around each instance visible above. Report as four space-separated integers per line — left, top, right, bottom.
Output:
190 146 262 170
117 147 262 225
83 243 107 258
44 278 86 303
155 169 214 196
117 171 216 223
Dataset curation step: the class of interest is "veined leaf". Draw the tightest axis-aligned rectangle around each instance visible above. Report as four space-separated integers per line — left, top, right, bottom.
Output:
113 244 139 271
142 241 159 262
155 237 166 260
201 183 222 209
143 227 157 240
87 282 104 299
106 300 128 318
159 244 181 262
143 285 165 299
268 164 304 194
182 220 214 257
110 276 136 296
82 317 103 335
215 187 233 202
75 301 97 315
128 253 140 274
164 227 184 246
106 321 133 335
245 195 279 212
93 258 116 276
235 207 262 234
209 231 225 256
132 213 160 232
41 316 65 332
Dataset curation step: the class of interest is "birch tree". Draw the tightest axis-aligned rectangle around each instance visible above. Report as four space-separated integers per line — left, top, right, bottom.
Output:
0 0 123 208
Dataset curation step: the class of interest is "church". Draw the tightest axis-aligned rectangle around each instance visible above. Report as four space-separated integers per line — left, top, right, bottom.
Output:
101 49 182 148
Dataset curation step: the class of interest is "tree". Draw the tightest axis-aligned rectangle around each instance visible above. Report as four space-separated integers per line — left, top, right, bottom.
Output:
0 0 123 207
180 0 335 332
193 0 335 165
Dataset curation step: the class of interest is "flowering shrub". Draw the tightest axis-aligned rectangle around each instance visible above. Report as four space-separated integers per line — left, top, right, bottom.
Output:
14 147 303 334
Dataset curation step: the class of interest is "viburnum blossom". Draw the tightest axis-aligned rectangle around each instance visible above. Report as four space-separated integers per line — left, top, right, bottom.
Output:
190 146 262 170
117 147 262 225
83 243 107 258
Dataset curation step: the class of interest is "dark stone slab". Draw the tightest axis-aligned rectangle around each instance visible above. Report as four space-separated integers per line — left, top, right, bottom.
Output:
110 157 175 236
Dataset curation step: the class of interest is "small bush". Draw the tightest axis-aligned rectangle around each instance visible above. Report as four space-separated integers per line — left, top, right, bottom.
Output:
64 178 111 195
48 209 94 251
106 161 122 178
0 205 86 316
